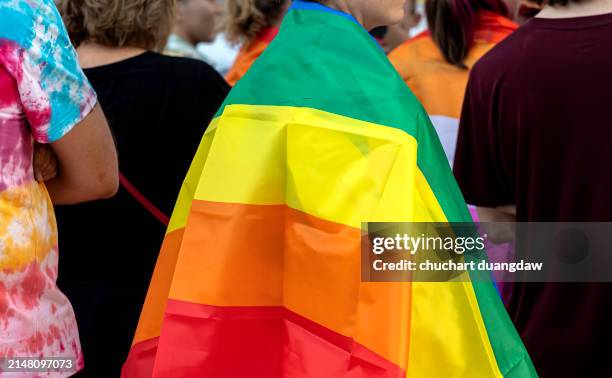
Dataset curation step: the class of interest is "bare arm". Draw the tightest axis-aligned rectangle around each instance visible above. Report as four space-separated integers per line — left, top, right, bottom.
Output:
45 104 119 204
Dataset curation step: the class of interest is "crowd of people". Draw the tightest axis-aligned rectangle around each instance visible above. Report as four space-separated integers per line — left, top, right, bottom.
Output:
1 0 611 376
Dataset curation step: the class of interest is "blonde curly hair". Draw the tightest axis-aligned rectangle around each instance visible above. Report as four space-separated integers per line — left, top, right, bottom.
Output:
224 0 287 45
58 0 175 51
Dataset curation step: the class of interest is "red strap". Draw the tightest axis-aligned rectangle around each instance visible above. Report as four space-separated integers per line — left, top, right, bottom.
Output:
119 172 170 226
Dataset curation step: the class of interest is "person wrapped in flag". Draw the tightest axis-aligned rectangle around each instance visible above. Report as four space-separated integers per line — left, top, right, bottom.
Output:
123 0 537 377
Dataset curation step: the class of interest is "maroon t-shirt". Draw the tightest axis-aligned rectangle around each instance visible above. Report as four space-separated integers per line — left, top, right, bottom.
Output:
454 13 612 377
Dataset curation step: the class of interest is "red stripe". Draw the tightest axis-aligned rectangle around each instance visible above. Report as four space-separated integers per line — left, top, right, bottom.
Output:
119 173 170 226
122 336 159 378
127 299 405 378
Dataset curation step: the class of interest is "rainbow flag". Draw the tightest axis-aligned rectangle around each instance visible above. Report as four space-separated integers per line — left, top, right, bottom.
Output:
122 1 536 377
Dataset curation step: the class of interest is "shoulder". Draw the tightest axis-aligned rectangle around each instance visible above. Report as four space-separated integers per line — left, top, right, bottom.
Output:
153 54 231 107
146 52 228 87
0 0 76 67
389 31 436 60
468 27 527 98
0 0 64 31
388 32 441 76
0 1 38 45
470 24 529 88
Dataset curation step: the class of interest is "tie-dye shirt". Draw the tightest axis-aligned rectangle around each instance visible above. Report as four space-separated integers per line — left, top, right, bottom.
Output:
0 0 96 375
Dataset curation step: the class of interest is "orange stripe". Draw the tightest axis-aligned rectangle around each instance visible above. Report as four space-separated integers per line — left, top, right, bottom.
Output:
166 200 411 370
132 228 184 345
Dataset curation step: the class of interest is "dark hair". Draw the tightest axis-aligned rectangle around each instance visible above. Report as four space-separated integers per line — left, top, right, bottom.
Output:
426 0 507 68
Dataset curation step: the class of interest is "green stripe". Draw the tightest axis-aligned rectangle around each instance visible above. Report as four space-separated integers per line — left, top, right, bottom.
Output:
218 7 535 377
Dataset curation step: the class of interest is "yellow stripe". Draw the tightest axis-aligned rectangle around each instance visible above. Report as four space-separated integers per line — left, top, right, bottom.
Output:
410 170 502 377
169 104 502 376
193 105 418 227
167 118 220 233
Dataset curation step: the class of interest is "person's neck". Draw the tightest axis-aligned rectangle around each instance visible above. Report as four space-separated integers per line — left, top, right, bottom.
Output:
172 28 196 46
77 42 147 69
319 0 369 29
537 0 612 19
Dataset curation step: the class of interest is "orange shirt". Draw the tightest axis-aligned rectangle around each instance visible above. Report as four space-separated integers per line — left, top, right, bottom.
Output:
389 11 517 119
226 27 279 86
389 11 516 164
